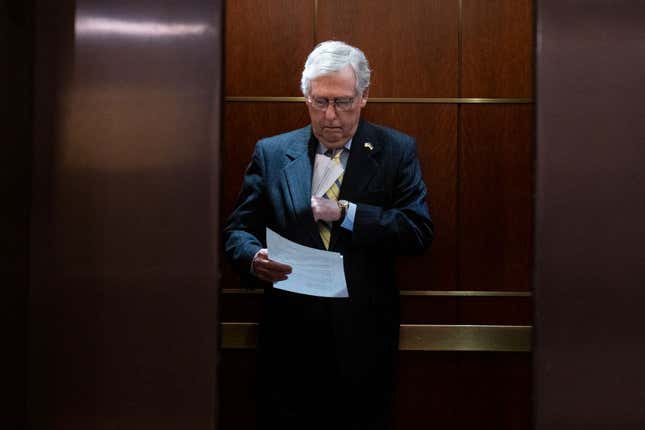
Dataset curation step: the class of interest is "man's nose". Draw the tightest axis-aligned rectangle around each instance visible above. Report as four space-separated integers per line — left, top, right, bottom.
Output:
324 103 338 120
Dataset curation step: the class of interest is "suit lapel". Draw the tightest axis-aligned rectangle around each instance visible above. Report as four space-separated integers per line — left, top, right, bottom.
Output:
282 131 325 248
339 120 381 202
330 120 382 249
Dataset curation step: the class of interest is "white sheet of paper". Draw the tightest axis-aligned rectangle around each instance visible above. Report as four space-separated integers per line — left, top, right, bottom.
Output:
312 153 344 197
266 228 348 298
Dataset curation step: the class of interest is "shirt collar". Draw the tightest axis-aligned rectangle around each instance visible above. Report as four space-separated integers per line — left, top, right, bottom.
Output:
316 138 352 155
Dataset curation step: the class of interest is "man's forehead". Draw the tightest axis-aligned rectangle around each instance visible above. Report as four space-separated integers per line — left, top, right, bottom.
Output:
309 72 356 96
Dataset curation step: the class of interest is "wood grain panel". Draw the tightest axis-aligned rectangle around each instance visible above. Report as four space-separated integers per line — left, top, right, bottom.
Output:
363 104 458 291
400 295 457 324
317 0 459 97
457 296 532 325
456 353 531 429
460 105 533 291
225 0 314 96
393 352 458 429
219 292 264 322
462 0 533 97
219 350 257 430
220 261 242 291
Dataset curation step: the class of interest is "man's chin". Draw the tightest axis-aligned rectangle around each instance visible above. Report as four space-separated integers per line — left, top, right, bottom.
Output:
321 131 345 144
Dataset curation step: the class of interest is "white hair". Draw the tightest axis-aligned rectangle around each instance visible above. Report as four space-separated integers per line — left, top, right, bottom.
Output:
300 41 371 97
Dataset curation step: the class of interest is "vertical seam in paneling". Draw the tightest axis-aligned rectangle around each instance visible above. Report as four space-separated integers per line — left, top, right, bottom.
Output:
530 0 537 298
313 0 318 45
458 0 463 97
456 0 464 322
456 104 463 322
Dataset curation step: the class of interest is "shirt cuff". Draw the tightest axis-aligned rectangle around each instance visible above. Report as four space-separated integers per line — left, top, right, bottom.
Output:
340 202 357 231
250 249 261 275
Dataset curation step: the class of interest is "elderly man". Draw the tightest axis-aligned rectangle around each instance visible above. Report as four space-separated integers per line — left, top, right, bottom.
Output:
224 41 433 430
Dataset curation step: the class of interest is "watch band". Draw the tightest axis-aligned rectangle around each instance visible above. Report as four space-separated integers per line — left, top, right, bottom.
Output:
338 200 349 219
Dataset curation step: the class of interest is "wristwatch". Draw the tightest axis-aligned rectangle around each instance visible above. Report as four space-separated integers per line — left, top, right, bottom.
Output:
337 200 350 219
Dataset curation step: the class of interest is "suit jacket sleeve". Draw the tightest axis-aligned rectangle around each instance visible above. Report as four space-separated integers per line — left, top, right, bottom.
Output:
352 138 434 255
223 140 268 275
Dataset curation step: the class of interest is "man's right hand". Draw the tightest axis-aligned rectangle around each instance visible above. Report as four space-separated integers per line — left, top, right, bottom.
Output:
252 248 292 283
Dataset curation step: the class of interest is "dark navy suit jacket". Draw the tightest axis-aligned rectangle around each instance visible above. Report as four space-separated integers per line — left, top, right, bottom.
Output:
224 119 433 296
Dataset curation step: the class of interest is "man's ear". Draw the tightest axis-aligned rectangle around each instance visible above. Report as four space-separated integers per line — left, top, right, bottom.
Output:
360 88 369 107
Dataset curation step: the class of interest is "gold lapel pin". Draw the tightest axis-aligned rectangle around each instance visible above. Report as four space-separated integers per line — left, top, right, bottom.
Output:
364 142 374 151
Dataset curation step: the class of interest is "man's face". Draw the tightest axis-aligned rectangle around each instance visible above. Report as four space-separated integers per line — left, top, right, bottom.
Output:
306 65 368 150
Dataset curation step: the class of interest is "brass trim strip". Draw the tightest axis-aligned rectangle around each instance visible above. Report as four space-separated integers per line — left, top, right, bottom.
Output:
227 96 304 102
220 322 532 352
400 290 531 297
221 322 259 349
225 96 533 104
400 324 531 352
221 288 531 297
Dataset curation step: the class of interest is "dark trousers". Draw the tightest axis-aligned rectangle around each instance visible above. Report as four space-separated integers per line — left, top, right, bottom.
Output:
256 290 398 430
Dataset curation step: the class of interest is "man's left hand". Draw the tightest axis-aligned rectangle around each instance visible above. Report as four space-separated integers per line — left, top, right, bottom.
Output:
311 196 341 222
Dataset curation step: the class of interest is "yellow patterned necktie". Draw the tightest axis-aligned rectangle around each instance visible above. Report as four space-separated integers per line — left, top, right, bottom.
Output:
319 148 344 249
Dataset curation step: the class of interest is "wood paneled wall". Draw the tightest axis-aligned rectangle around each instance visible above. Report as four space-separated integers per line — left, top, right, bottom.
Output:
221 1 533 428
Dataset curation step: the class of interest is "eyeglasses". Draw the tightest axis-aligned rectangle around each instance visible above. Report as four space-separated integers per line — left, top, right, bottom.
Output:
307 96 356 112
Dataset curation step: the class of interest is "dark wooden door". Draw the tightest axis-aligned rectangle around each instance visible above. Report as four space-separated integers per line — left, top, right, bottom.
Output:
27 1 223 428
